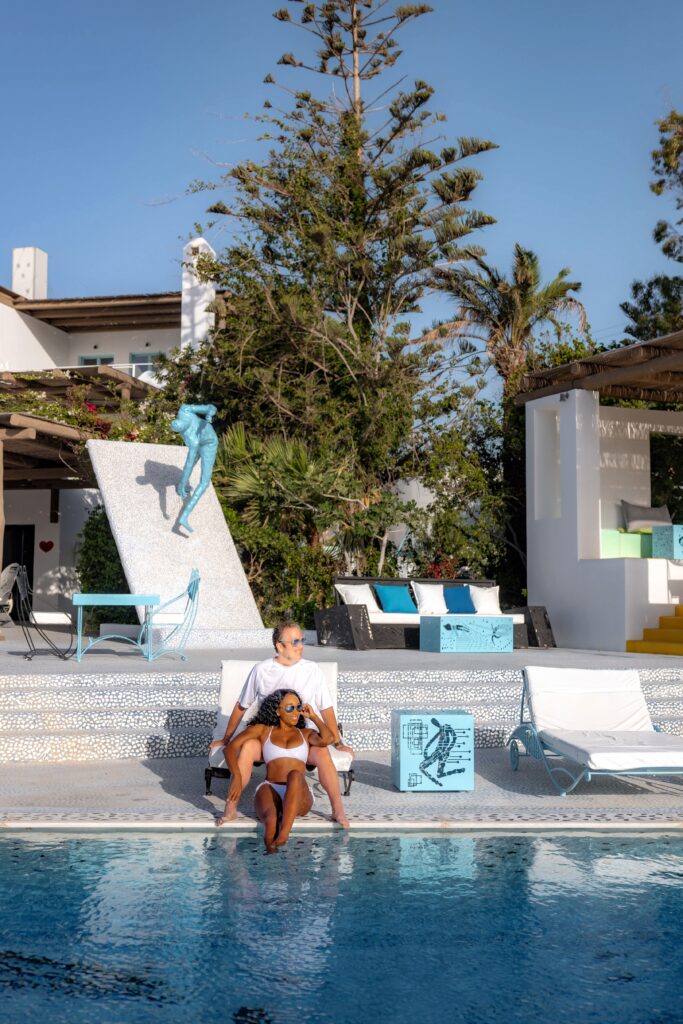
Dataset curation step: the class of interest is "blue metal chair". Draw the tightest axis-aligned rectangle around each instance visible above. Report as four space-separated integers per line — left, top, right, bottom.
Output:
141 568 200 661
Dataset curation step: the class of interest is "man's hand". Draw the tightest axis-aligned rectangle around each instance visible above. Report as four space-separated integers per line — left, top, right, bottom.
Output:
334 742 354 756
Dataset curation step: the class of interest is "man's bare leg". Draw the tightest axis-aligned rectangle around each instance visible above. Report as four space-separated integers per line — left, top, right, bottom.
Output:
307 747 350 827
219 738 262 822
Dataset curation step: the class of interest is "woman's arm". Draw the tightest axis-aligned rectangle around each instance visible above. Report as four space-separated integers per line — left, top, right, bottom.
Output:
209 701 247 750
301 704 334 746
225 724 265 781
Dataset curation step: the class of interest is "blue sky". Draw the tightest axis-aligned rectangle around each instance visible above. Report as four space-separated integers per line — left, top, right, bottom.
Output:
2 0 681 345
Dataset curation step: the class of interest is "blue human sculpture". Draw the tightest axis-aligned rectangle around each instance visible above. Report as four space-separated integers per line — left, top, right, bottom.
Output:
171 403 219 533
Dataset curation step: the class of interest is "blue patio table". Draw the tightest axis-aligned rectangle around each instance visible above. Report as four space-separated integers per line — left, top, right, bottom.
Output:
72 593 160 662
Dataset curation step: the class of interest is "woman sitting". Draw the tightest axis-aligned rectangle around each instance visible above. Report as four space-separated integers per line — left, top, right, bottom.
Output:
219 688 334 853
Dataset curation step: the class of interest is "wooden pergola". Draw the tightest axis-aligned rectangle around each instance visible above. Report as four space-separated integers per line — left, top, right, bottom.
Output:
0 365 156 555
6 290 182 332
516 328 683 404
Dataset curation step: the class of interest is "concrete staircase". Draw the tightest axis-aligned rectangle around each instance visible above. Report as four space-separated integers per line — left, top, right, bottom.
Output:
1 666 682 763
627 605 683 656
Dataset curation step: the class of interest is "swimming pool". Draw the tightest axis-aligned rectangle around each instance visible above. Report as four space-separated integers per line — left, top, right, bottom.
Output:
2 833 683 1023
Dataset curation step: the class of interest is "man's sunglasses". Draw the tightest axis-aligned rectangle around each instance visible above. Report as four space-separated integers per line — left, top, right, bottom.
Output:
284 703 304 713
282 638 306 647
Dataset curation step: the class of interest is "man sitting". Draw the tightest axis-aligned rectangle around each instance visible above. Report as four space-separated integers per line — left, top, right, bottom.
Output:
210 621 353 827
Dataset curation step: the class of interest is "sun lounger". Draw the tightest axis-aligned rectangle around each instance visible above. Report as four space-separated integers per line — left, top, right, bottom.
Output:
508 665 683 795
205 658 354 796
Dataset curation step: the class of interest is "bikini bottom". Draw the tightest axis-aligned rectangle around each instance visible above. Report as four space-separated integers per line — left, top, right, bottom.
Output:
254 780 314 805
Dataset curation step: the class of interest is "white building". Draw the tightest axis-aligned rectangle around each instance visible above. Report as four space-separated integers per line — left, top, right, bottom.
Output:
523 329 683 653
0 240 216 613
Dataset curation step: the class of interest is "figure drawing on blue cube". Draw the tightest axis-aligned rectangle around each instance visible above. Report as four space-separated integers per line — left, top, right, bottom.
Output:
418 717 466 787
444 619 510 650
171 403 219 533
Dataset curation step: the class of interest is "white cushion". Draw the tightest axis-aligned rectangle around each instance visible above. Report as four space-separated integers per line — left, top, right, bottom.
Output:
538 729 683 772
368 611 419 624
524 666 653 734
412 581 448 615
469 585 501 614
334 583 380 613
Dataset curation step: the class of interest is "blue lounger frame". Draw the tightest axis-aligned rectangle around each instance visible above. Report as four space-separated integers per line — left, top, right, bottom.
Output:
506 672 682 796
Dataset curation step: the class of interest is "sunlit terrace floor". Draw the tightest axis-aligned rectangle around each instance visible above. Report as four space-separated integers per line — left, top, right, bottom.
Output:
3 750 683 833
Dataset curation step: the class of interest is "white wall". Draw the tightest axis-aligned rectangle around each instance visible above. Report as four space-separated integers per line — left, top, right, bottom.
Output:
69 327 180 369
599 407 683 529
4 488 97 612
0 303 70 370
526 390 683 651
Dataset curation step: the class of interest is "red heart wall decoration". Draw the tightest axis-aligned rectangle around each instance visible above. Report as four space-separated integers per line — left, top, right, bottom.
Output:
39 540 54 553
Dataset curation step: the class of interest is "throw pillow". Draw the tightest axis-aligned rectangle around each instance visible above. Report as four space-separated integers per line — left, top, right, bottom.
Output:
444 585 475 614
469 584 501 614
334 582 381 613
412 581 448 615
374 584 418 614
621 499 671 532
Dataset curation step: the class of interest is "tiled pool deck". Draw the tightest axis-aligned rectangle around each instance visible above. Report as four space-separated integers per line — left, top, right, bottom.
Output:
3 750 683 833
3 627 683 833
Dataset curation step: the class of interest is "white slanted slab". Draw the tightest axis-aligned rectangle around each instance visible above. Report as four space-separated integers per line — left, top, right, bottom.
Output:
87 440 264 634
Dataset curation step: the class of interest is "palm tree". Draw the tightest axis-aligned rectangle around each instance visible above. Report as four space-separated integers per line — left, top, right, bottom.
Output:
428 245 587 601
430 243 587 401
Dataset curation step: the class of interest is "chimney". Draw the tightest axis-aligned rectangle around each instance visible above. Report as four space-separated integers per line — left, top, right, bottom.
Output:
180 238 216 350
12 247 48 300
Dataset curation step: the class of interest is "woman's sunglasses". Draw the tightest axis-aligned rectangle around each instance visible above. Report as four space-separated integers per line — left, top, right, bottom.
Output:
284 703 304 713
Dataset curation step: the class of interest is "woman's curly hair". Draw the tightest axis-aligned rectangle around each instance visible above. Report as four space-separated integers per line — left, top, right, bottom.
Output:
248 689 306 729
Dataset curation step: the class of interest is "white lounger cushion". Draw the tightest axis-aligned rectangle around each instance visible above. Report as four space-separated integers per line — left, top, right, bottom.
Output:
538 729 683 772
525 666 653 734
209 659 352 772
412 581 448 615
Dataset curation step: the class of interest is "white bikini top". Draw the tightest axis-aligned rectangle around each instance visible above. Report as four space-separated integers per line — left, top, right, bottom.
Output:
262 727 309 765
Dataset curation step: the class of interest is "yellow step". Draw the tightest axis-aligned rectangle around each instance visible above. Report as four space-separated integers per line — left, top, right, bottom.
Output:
677 606 683 618
658 616 683 630
644 628 683 642
627 639 683 656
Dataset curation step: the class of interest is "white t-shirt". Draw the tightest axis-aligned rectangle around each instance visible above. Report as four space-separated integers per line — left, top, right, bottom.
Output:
238 658 334 721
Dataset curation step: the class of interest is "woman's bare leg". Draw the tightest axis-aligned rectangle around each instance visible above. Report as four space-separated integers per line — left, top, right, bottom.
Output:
254 785 282 855
273 771 313 849
306 747 349 827
220 737 262 822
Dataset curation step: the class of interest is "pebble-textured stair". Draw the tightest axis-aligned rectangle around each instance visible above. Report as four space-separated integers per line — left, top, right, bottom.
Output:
1 666 682 762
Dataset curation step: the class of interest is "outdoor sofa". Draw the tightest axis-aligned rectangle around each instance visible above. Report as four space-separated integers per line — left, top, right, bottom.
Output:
314 576 553 650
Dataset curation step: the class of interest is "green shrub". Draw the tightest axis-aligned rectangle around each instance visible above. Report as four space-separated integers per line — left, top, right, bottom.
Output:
75 507 137 628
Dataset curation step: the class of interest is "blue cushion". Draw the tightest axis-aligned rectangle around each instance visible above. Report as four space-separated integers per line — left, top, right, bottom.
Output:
374 584 418 614
444 585 475 614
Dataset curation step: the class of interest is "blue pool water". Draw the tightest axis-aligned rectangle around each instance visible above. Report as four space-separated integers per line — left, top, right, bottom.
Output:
2 833 683 1023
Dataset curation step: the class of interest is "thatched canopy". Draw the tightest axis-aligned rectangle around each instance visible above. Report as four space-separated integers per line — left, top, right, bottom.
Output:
516 329 683 405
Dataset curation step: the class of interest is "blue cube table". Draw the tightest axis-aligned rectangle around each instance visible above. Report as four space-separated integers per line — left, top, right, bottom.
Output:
420 614 513 653
391 709 474 791
652 525 683 560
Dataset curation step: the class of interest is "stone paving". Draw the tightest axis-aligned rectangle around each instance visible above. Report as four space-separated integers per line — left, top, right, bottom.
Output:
2 749 683 833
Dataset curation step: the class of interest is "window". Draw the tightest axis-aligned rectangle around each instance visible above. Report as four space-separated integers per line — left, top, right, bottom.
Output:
79 355 114 367
129 352 162 378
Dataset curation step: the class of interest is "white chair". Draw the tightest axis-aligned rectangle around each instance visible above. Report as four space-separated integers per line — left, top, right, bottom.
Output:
205 659 354 796
508 665 683 795
0 563 19 623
